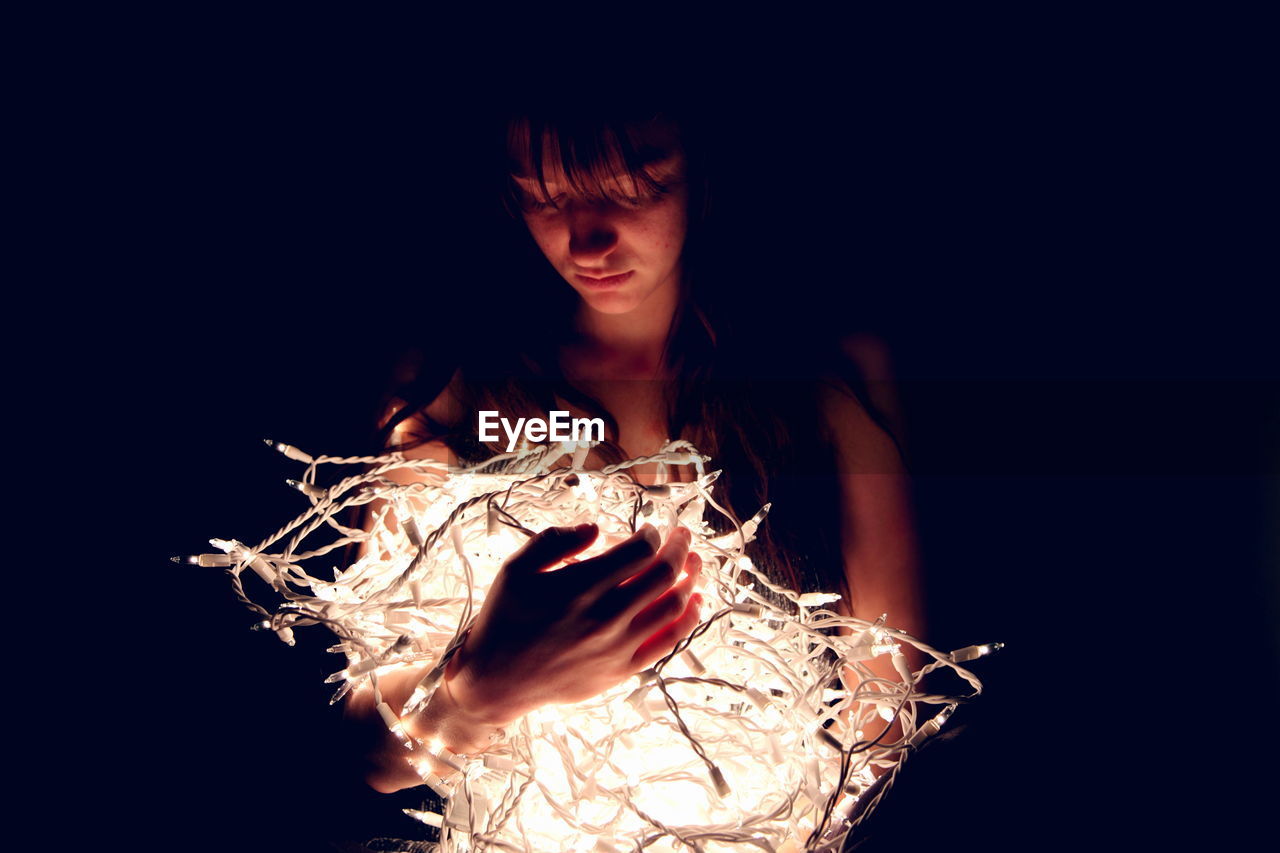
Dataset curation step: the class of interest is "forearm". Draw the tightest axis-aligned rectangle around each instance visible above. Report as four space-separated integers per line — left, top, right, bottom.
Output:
347 664 514 794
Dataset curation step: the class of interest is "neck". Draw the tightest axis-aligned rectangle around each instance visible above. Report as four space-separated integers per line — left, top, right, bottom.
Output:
570 273 681 371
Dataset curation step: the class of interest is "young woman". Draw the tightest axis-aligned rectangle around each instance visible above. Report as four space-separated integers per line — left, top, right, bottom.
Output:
343 109 925 795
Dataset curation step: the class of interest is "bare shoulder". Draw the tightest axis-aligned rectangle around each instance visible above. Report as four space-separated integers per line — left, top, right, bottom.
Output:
384 367 467 467
421 367 467 429
817 374 904 476
818 344 923 634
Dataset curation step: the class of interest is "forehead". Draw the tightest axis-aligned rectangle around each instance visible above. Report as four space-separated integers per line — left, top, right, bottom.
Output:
507 117 685 183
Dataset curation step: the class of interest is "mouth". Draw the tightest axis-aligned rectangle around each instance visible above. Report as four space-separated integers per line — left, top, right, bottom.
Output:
574 271 634 289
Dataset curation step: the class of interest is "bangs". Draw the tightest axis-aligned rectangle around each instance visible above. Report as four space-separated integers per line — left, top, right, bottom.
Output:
505 115 678 212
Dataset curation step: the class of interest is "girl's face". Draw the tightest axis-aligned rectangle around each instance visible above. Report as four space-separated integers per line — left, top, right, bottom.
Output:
509 121 689 316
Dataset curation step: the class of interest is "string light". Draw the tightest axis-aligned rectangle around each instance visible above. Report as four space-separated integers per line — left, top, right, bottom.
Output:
949 642 1005 663
285 478 328 499
181 438 998 851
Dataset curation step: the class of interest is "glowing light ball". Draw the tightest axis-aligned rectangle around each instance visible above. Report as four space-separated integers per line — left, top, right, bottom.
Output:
182 438 997 851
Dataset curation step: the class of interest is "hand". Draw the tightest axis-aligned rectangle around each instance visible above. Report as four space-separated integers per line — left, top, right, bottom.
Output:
442 522 703 727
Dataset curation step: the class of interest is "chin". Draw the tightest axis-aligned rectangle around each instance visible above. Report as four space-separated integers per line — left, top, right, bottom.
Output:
583 295 645 315
580 291 645 314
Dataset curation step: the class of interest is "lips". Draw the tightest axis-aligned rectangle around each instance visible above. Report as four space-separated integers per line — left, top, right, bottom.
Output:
574 271 634 288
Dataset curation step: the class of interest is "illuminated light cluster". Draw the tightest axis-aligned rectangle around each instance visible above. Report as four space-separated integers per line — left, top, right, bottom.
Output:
181 438 998 851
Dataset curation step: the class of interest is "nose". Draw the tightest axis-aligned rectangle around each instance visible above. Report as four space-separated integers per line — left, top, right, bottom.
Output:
565 203 619 265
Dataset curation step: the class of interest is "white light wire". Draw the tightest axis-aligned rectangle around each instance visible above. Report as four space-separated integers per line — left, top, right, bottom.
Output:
183 438 997 852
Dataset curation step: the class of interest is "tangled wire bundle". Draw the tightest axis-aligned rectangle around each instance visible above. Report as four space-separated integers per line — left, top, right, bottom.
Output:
185 438 998 852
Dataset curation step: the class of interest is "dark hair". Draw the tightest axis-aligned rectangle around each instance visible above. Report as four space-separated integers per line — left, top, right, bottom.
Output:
371 110 895 604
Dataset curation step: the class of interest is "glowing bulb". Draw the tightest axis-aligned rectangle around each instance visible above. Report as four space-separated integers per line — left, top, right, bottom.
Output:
374 702 416 751
950 641 1005 662
285 478 326 499
403 808 444 828
171 553 232 567
263 438 313 463
418 770 454 799
844 642 898 661
797 592 842 607
192 437 994 850
209 538 275 585
572 473 598 500
907 706 955 749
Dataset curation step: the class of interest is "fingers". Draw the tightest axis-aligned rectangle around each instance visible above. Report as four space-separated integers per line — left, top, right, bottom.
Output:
552 524 664 599
584 526 692 622
629 590 705 673
504 523 598 576
620 551 701 639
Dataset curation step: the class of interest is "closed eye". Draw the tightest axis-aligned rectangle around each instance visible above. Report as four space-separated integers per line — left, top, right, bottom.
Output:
615 181 672 208
523 192 566 212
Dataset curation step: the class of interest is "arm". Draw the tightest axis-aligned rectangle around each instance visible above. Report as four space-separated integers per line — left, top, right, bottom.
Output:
344 638 517 793
818 373 925 760
344 379 510 792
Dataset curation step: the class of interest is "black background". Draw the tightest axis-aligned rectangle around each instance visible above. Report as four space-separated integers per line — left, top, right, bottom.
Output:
88 24 1276 853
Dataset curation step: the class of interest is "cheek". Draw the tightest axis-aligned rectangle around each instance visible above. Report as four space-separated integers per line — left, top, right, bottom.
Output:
524 218 563 257
621 200 686 252
644 206 688 254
